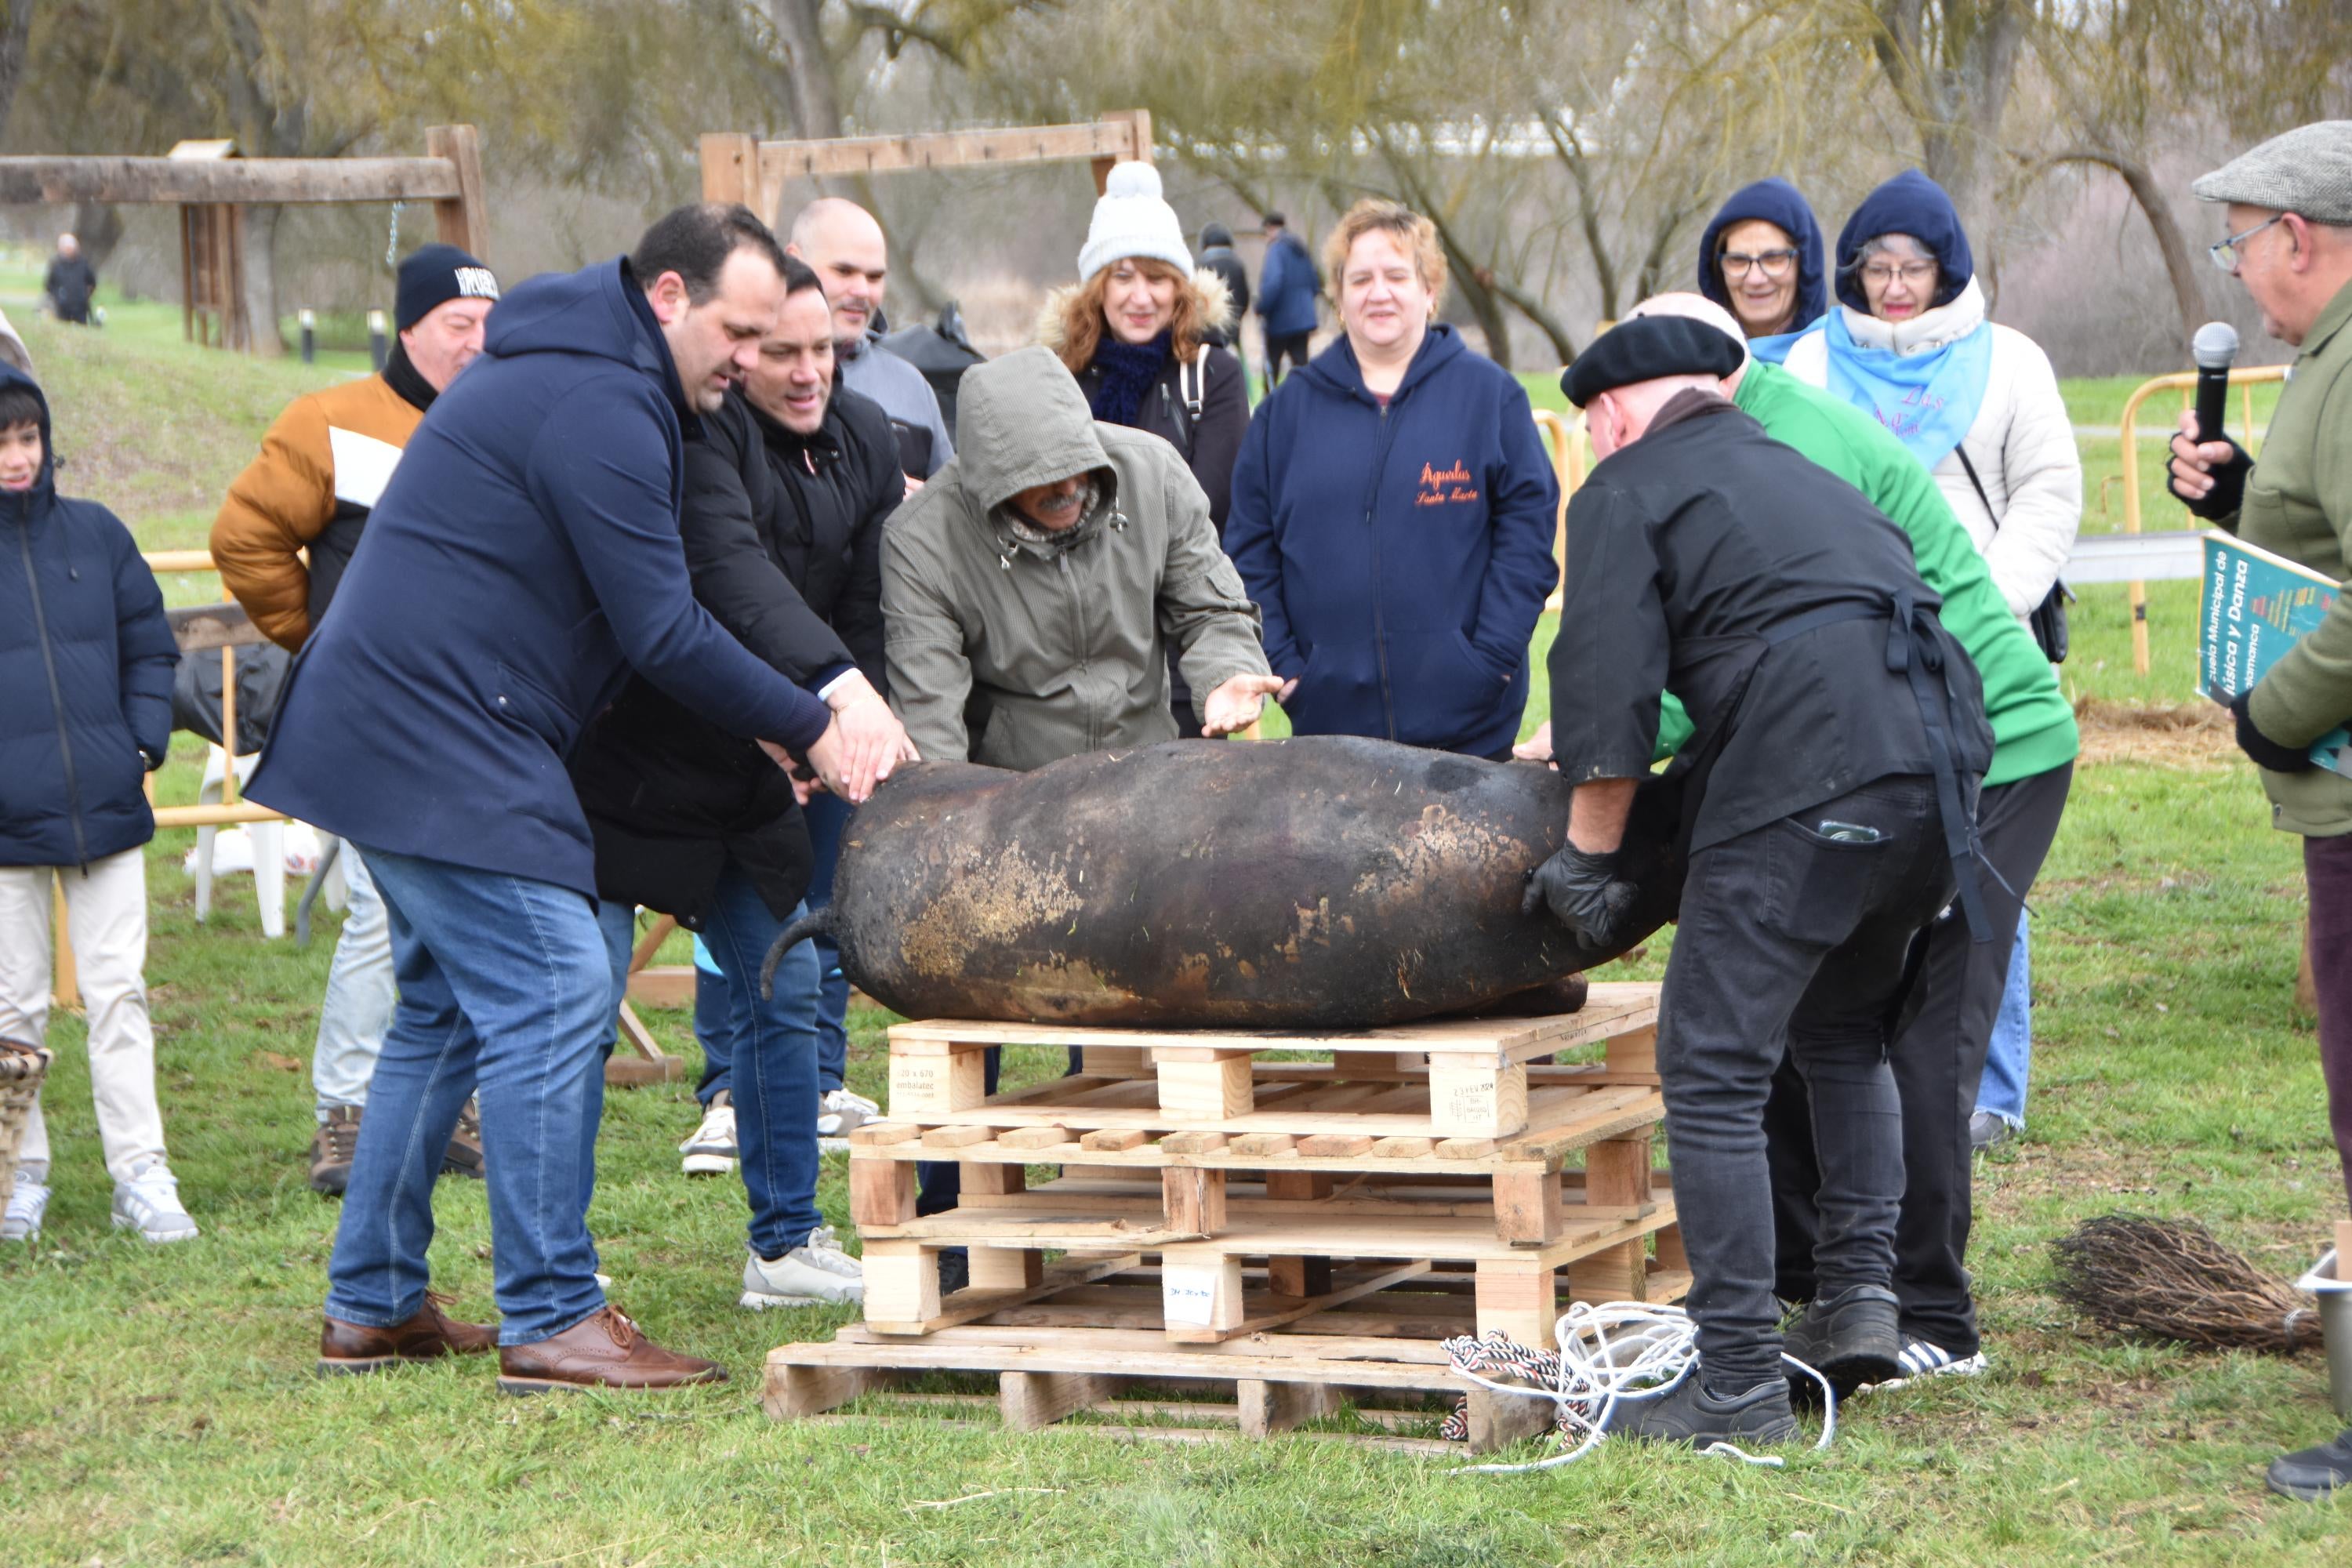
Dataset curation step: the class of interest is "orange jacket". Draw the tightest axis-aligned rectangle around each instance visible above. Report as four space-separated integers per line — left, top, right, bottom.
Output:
210 372 424 649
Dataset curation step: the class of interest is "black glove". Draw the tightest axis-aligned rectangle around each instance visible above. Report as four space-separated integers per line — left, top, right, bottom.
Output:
2229 690 2314 774
2169 432 2251 522
1522 844 1639 948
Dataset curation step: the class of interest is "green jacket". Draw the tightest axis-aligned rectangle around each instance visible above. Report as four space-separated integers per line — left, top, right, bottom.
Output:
880 345 1271 771
2229 277 2352 837
1650 361 2078 785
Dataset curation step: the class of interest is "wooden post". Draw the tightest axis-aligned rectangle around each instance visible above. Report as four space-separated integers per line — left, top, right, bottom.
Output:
1473 1258 1557 1348
889 1043 989 1116
424 125 488 256
1161 1247 1245 1338
1568 1134 1652 1305
699 132 760 209
51 874 76 1011
1155 1047 1254 1120
848 1156 917 1228
1091 107 1152 195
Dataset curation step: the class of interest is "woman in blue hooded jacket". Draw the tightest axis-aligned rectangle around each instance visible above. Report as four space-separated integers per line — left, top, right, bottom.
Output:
1696 176 1829 362
1783 170 2081 1152
1224 199 1559 760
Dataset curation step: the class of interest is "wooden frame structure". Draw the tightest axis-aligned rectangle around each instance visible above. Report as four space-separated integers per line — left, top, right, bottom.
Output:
0 125 488 355
697 110 1153 218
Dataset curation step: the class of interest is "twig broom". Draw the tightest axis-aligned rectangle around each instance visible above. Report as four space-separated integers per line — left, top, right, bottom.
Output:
2050 1214 2321 1353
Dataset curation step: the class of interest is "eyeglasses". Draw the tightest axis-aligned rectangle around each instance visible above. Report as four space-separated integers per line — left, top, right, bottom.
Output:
1858 261 1938 289
1720 249 1798 279
2210 213 2285 274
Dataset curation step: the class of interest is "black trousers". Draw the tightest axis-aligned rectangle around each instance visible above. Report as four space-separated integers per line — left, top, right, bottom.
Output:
1766 759 2072 1356
1266 331 1312 385
916 1045 1001 1215
1663 775 1957 1394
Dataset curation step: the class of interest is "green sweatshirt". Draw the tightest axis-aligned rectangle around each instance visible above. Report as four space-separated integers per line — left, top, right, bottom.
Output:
1650 361 2078 786
2227 277 2352 837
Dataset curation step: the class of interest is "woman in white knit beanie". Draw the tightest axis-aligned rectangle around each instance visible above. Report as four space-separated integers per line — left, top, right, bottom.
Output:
1039 160 1251 735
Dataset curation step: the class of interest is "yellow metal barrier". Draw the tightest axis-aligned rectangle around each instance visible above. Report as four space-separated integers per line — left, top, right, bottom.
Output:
1532 408 1590 613
2116 365 2285 674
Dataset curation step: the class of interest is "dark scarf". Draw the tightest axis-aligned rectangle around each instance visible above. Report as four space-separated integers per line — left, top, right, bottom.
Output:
1087 331 1169 428
381 338 437 412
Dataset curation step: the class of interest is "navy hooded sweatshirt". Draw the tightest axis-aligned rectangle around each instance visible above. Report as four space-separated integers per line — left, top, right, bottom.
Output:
1831 169 1974 311
1224 324 1559 757
249 257 833 899
1697 177 1828 343
0 365 178 867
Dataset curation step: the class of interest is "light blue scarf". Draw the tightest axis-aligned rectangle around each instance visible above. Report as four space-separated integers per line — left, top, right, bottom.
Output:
1744 317 1822 366
1817 308 1993 468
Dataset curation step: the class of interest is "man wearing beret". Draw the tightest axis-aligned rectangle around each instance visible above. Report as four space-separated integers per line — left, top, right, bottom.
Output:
212 242 500 1196
1524 315 1992 1446
2169 120 2352 1504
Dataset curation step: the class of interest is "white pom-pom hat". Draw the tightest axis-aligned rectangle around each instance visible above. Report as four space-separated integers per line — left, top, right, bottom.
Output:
1077 161 1193 284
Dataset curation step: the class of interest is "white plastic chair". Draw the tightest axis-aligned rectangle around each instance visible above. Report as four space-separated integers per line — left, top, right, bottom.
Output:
193 745 285 937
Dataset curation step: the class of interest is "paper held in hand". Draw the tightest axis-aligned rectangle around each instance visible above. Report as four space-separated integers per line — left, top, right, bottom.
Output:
2198 532 2352 777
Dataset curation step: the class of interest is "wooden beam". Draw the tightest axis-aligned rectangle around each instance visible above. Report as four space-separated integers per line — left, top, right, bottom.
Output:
699 132 759 209
0 155 462 206
424 125 488 257
750 118 1146 219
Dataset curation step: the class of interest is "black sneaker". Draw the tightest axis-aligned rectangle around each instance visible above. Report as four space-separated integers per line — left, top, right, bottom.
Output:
1601 1374 1799 1447
1781 1283 1901 1394
2267 1428 2352 1501
441 1098 487 1181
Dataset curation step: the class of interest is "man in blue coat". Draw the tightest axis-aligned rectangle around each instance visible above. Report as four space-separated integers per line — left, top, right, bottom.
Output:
1255 212 1320 386
255 204 888 1392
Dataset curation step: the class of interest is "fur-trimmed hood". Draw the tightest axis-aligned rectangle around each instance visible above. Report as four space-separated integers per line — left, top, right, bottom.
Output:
1035 267 1235 356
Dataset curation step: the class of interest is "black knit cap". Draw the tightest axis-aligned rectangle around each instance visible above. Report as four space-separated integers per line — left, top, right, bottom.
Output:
1560 315 1744 408
395 243 499 332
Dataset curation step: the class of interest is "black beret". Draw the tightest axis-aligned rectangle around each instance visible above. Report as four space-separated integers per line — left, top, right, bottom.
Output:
1560 315 1744 408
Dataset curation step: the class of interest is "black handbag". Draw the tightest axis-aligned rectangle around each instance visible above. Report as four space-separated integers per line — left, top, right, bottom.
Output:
1955 445 2070 665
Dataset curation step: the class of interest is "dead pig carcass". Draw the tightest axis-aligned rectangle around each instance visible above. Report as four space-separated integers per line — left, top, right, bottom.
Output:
764 735 1678 1029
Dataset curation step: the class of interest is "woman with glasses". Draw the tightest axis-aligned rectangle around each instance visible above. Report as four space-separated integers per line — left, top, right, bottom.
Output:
1696 178 1828 361
1780 167 2080 1381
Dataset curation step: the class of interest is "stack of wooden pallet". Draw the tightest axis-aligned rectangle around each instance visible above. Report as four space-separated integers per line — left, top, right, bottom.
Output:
764 981 1680 1454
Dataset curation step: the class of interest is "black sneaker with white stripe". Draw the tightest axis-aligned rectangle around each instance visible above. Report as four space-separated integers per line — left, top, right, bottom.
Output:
1853 1338 1990 1396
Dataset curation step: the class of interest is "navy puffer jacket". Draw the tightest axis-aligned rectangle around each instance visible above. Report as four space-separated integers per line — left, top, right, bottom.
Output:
0 365 178 866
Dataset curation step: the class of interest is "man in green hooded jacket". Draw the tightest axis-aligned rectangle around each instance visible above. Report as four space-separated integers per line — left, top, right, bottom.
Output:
1525 292 2078 1392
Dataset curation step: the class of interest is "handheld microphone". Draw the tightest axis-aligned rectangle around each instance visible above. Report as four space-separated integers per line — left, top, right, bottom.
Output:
2193 321 2240 445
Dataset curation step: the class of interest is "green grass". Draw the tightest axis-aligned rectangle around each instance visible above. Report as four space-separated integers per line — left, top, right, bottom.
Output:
2 310 2349 1566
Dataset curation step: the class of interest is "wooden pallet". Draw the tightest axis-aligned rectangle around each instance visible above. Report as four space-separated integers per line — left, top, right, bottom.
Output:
884 982 1661 1142
766 1263 1693 1454
857 1190 1686 1345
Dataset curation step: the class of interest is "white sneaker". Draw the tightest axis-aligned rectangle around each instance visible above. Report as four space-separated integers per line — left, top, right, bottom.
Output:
679 1093 737 1176
1855 1340 1988 1396
3 1171 49 1241
816 1087 879 1138
739 1225 865 1309
111 1160 199 1243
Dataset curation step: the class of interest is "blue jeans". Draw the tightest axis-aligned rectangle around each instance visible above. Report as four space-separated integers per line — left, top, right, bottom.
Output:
697 793 851 1098
690 937 736 1106
1975 909 2031 1128
598 872 823 1261
323 848 608 1346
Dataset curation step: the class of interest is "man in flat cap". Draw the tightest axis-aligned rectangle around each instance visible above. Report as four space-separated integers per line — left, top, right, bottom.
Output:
1524 315 1992 1447
2169 120 2352 1504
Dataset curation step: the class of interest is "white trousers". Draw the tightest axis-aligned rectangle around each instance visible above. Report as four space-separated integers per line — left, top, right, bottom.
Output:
311 843 394 1117
0 849 169 1184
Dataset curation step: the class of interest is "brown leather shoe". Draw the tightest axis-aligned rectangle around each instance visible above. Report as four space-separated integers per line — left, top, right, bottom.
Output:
309 1106 361 1196
317 1291 499 1375
495 1306 728 1395
441 1098 486 1181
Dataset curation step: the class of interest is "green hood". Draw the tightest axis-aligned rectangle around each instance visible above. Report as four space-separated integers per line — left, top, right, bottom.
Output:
954 344 1112 518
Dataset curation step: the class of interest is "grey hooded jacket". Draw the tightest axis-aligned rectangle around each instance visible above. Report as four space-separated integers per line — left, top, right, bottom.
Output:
881 345 1269 771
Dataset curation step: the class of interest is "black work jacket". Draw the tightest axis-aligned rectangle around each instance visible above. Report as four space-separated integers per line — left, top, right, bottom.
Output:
1075 341 1248 535
567 382 904 924
1547 394 1992 852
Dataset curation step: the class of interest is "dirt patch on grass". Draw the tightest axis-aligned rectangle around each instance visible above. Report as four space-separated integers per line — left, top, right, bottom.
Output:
2074 697 2238 770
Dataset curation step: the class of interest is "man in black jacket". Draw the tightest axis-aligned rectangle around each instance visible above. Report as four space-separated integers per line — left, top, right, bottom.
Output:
1525 317 1992 1448
42 234 96 325
569 254 913 1311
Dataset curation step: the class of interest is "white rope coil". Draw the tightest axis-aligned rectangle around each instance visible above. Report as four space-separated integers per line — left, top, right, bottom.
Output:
1441 1301 1837 1473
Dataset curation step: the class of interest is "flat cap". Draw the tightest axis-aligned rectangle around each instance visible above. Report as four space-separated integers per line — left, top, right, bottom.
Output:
2192 121 2352 225
1561 315 1744 408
